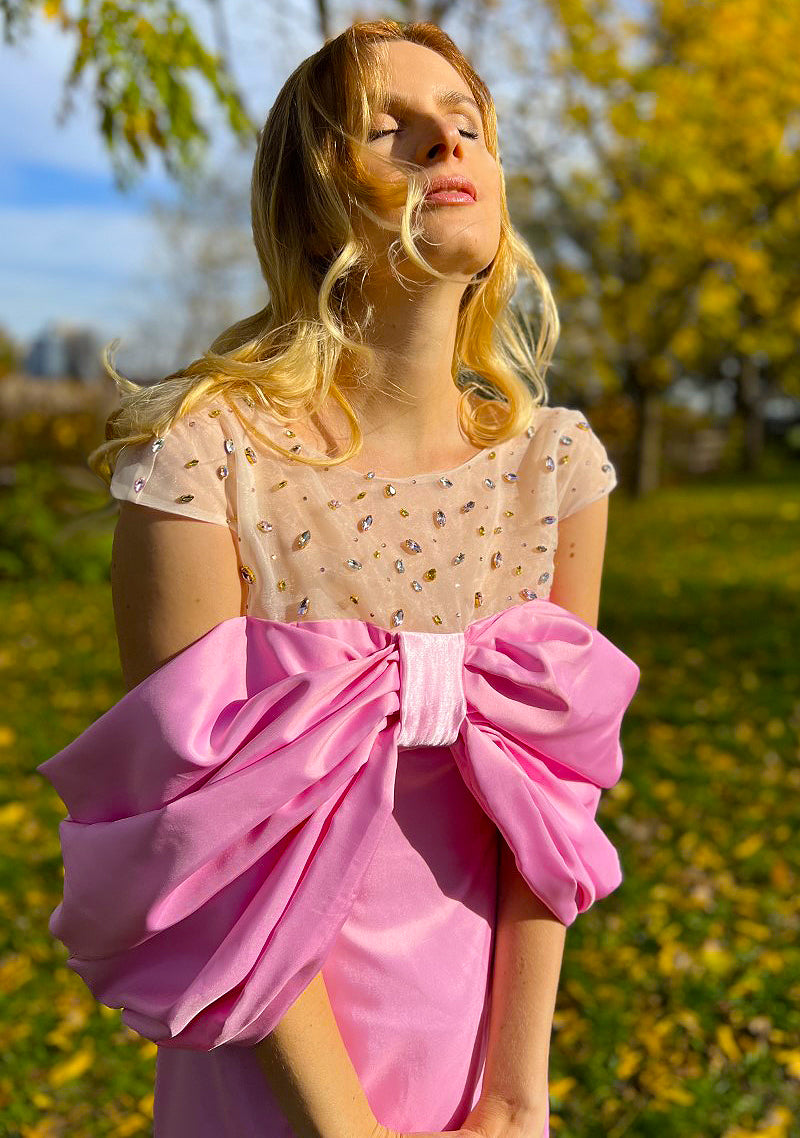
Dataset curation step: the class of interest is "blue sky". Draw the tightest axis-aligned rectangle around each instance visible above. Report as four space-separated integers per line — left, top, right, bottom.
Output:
0 3 321 370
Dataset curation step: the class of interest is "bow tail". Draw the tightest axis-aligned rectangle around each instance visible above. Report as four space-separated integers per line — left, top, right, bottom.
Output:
452 721 622 927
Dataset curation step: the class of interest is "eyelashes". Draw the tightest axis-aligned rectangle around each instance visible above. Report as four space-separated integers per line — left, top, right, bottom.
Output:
368 128 480 142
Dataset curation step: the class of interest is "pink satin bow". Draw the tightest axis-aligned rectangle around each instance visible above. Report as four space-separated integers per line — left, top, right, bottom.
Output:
37 599 640 1051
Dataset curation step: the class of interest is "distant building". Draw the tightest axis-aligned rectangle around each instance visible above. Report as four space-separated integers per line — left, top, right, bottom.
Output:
24 321 104 382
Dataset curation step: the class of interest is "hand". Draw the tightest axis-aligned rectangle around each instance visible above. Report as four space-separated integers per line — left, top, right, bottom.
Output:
457 1092 549 1137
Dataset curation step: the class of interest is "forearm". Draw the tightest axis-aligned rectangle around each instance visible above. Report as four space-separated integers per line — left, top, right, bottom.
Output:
480 835 567 1110
253 970 379 1138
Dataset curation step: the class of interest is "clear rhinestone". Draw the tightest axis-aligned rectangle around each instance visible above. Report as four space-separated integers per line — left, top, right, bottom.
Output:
502 471 518 482
526 425 535 438
328 499 342 509
257 520 273 532
177 494 194 503
391 609 404 627
462 501 475 512
224 438 235 454
601 463 612 472
296 530 311 548
439 476 453 487
559 435 572 445
434 509 446 527
395 559 405 573
491 551 502 569
133 477 145 492
365 471 376 479
358 515 373 532
452 551 465 565
538 571 550 584
404 539 422 553
521 588 537 601
297 596 310 616
217 464 228 479
484 478 495 489
346 558 363 570
152 438 164 452
542 515 556 525
385 484 397 497
411 580 423 591
545 456 555 472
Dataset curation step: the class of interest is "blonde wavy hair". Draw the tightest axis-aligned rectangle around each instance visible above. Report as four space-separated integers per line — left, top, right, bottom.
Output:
90 17 560 486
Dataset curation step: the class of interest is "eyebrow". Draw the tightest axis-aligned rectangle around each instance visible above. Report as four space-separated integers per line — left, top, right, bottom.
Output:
377 89 482 116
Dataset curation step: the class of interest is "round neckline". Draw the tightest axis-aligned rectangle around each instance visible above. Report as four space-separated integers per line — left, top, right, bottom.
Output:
250 404 537 485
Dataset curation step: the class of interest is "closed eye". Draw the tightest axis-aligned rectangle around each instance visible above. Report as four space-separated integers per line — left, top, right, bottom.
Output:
368 128 479 141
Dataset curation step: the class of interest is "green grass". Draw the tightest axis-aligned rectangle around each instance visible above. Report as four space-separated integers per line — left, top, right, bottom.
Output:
0 467 797 1137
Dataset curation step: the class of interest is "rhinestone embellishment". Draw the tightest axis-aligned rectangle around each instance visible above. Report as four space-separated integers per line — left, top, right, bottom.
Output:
152 438 164 452
358 515 373 532
545 456 555 472
542 515 556 525
521 588 537 601
217 465 228 479
502 471 518 482
452 551 465 565
392 609 404 627
462 501 475 512
404 539 422 553
224 438 235 454
559 435 572 446
185 458 199 468
346 558 362 570
484 478 495 489
395 559 405 573
491 551 503 569
133 478 145 492
296 530 311 549
439 476 453 487
385 484 397 497
244 447 257 464
177 494 194 503
239 565 256 584
434 510 446 527
298 597 310 616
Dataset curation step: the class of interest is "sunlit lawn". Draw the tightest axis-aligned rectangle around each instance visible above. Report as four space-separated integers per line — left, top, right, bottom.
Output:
0 467 797 1136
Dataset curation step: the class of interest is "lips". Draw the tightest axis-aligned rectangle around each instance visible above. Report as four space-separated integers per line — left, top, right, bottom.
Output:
424 175 477 201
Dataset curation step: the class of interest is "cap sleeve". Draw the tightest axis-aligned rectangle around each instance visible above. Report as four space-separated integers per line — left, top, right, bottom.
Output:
110 402 237 528
556 410 618 520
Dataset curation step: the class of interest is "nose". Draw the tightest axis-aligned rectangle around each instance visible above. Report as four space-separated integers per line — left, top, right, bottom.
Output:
415 114 465 166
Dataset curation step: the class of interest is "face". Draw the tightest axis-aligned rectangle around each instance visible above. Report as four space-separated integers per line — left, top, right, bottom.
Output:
355 40 503 283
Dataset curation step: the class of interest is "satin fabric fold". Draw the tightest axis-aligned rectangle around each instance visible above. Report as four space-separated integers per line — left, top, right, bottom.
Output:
37 598 639 1053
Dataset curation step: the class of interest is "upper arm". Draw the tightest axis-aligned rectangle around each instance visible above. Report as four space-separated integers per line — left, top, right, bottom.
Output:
548 494 609 629
111 502 246 693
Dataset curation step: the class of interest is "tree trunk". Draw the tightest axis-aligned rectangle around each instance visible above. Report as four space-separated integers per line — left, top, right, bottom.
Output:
737 356 765 472
634 386 662 497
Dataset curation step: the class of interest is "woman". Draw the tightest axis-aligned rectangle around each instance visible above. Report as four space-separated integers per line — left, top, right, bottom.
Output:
37 19 639 1138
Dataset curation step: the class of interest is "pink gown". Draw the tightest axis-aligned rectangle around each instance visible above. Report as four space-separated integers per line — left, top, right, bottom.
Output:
37 397 639 1137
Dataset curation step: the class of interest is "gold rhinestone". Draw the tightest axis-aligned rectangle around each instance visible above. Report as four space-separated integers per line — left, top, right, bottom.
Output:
356 490 367 499
513 565 522 575
244 447 257 464
488 450 496 458
184 459 199 468
177 494 194 503
493 526 502 534
432 615 442 625
474 591 483 607
328 499 342 509
239 565 256 584
374 550 381 558
423 568 436 581
503 510 514 517
277 579 287 591
350 594 359 604
274 480 288 489
558 455 570 465
285 429 296 437
208 409 222 417
478 525 486 536
399 508 409 517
